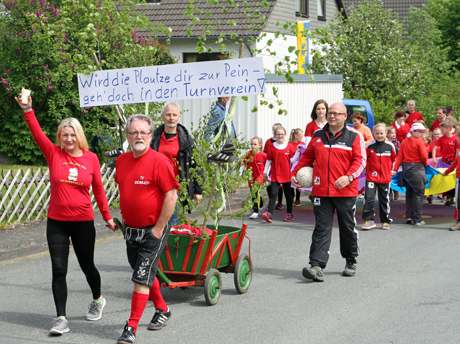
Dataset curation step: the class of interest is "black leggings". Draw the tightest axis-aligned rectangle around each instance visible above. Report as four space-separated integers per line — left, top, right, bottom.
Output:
268 182 293 214
47 218 101 317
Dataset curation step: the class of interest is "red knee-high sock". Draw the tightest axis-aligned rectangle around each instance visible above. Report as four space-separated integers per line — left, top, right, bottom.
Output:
127 291 149 331
149 277 167 312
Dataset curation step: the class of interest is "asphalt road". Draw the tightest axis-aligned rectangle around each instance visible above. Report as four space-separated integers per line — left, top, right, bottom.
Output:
1 201 460 344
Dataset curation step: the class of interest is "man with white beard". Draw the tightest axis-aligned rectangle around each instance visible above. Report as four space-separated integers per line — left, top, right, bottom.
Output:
115 115 179 344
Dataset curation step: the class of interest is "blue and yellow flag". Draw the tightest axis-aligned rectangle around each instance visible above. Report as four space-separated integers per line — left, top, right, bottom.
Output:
390 166 456 195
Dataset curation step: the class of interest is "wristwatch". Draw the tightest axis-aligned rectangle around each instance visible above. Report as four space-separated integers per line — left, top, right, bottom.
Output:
348 175 353 182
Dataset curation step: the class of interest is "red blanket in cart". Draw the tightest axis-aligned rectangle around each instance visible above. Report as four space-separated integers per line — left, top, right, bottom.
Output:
171 224 214 236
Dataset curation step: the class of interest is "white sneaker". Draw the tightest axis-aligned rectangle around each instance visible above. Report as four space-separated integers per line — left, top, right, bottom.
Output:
248 212 259 219
49 316 70 335
361 220 376 230
86 296 106 321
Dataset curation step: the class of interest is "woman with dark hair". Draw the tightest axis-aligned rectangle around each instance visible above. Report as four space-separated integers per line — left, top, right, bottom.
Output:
304 99 328 145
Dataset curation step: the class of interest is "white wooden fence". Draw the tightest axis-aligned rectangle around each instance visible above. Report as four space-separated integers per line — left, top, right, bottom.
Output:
0 164 119 226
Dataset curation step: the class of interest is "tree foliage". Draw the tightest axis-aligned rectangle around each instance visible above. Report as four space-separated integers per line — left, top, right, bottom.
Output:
0 0 173 164
426 0 460 69
311 0 455 123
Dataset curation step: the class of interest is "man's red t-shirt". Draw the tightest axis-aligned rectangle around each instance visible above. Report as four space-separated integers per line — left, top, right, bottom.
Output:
406 111 424 126
115 149 179 228
158 132 180 176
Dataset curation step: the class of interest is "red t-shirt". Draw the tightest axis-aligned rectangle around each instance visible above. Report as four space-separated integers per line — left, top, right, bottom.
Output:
23 110 111 222
445 141 460 178
393 136 428 171
430 119 442 131
392 121 410 143
263 138 275 154
304 120 324 137
406 111 424 126
436 134 458 163
158 132 180 176
267 142 296 183
115 149 179 228
244 151 267 185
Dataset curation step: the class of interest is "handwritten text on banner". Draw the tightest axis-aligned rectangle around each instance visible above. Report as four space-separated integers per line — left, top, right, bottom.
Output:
77 57 265 107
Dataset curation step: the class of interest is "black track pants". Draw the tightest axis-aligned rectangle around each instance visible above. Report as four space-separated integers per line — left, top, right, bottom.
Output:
310 197 358 268
362 181 391 223
402 163 426 222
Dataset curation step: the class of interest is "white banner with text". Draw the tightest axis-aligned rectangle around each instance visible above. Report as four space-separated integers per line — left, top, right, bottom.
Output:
77 57 265 107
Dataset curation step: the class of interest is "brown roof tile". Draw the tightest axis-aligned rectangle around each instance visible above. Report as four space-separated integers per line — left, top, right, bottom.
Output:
136 0 276 39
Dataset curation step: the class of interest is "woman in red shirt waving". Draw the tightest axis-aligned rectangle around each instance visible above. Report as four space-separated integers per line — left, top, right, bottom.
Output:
16 92 115 336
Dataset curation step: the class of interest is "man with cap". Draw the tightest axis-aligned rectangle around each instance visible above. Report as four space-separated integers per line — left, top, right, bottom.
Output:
393 122 428 226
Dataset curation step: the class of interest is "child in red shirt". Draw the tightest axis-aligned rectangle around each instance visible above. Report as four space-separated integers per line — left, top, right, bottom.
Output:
361 123 396 230
392 111 410 144
443 125 460 230
290 128 304 206
262 126 296 223
264 123 284 209
243 136 267 219
427 128 441 160
434 120 458 205
433 120 457 165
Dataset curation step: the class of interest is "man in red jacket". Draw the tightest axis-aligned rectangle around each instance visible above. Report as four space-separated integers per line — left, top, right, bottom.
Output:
292 102 366 282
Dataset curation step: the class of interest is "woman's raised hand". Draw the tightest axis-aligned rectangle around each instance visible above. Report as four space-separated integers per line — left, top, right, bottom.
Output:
14 88 32 112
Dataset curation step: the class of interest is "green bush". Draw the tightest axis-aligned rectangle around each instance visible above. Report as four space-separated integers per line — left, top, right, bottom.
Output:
0 0 172 164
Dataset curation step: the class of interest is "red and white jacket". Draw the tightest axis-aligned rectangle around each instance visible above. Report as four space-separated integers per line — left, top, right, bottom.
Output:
292 125 366 197
366 141 396 184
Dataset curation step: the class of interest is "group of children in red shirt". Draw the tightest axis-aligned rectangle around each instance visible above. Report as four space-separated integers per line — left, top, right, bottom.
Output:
243 124 304 223
243 101 460 231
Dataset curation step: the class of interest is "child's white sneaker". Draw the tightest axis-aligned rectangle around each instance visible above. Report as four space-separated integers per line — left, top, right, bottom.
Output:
248 212 259 219
361 220 376 230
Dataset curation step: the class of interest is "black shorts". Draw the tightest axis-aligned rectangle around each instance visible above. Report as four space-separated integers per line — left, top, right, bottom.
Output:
125 225 169 287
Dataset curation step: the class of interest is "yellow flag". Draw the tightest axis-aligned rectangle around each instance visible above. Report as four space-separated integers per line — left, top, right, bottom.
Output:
425 168 457 196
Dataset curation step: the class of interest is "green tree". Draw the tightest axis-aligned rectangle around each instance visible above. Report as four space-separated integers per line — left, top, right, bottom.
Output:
427 0 460 69
313 1 412 106
312 0 454 123
0 0 172 164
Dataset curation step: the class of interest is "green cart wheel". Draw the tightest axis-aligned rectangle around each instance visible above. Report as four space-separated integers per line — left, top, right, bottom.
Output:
204 269 221 306
234 254 252 294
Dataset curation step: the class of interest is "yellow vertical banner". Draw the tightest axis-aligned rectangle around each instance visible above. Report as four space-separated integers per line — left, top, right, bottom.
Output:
296 21 306 74
297 21 311 74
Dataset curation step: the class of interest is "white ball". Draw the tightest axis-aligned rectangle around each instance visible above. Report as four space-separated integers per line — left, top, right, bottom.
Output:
296 167 313 188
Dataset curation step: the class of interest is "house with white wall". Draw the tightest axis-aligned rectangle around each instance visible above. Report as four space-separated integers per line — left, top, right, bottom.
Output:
136 0 346 139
